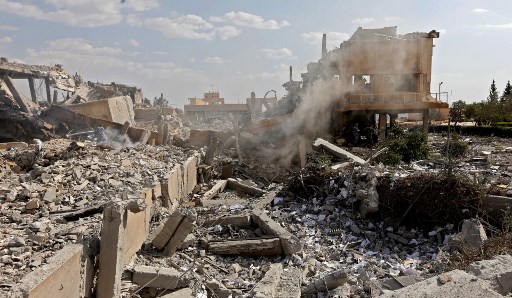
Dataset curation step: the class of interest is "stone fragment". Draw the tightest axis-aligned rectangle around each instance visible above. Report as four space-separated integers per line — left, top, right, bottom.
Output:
131 265 183 290
25 198 40 210
253 263 283 298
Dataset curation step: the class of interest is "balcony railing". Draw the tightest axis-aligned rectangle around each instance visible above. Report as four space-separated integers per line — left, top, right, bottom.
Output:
347 93 424 105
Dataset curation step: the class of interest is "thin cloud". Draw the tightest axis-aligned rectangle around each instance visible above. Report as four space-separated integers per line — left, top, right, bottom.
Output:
0 25 19 31
352 17 375 24
216 26 242 40
128 39 140 47
260 48 295 60
210 11 290 30
204 57 225 64
0 0 157 28
472 8 489 13
127 14 239 41
482 23 512 29
0 36 13 46
302 31 349 49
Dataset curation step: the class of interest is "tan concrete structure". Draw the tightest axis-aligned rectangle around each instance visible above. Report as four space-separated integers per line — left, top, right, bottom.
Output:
67 96 135 125
302 26 448 135
17 244 93 298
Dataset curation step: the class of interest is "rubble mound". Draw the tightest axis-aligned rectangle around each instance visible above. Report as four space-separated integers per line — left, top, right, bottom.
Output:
378 173 483 229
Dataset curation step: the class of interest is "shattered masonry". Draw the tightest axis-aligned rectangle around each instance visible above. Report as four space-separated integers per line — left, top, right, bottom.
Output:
1 26 512 298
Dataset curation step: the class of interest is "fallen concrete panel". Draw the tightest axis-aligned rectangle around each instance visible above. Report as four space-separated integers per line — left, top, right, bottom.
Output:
163 214 196 256
380 270 502 298
252 263 283 298
131 265 183 290
251 211 302 255
67 96 134 125
302 269 348 295
226 178 264 197
313 138 366 164
160 287 194 298
44 105 158 145
201 179 227 201
150 210 185 250
17 244 92 298
208 238 283 256
466 254 512 295
203 214 252 227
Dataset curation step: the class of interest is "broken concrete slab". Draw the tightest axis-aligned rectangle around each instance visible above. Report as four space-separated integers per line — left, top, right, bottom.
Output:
251 211 302 255
448 219 487 252
131 265 184 290
380 269 502 298
301 269 348 295
16 244 93 298
208 238 283 256
201 179 227 201
466 254 512 295
252 263 283 298
160 287 194 298
202 214 252 227
150 210 185 250
226 178 264 197
313 138 366 164
163 213 196 256
66 96 135 125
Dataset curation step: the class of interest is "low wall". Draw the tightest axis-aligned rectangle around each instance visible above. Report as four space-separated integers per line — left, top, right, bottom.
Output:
17 244 93 298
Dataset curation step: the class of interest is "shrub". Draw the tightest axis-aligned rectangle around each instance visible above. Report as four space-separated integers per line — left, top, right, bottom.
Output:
377 131 430 165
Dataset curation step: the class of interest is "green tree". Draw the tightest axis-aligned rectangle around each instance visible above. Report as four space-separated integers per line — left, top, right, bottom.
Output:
449 100 466 127
488 79 499 102
464 103 477 121
501 80 512 103
153 93 169 108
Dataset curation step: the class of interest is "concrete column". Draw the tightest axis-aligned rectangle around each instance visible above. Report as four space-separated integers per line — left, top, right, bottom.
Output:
378 113 387 139
422 109 430 135
53 89 58 104
97 203 126 298
45 77 51 103
28 76 36 103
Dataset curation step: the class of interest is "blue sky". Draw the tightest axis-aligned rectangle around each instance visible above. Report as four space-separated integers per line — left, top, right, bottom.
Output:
0 0 511 107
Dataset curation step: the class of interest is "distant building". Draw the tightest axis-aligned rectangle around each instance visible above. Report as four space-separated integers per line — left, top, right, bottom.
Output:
184 91 248 120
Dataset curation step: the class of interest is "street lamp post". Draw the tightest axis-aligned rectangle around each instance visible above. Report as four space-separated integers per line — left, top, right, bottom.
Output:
438 81 443 101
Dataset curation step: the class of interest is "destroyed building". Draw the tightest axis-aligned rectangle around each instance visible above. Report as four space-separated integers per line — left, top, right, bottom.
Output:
1 26 512 298
280 27 447 140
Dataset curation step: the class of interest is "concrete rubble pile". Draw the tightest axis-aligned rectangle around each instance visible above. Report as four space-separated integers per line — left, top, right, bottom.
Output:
1 62 512 296
1 126 512 297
